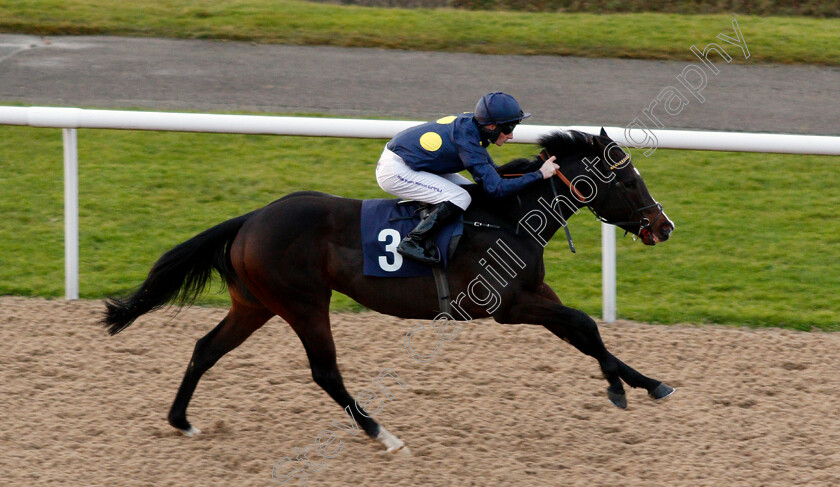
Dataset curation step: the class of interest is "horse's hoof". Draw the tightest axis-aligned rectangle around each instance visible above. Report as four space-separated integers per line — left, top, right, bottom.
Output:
608 390 627 409
376 425 407 453
177 426 202 437
649 383 675 400
389 445 412 456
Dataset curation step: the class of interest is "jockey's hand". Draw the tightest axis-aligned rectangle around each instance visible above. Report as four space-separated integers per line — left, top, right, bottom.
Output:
539 156 559 179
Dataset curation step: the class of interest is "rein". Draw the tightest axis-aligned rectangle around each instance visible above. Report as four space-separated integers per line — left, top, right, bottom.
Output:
504 148 665 250
537 150 588 203
539 149 664 230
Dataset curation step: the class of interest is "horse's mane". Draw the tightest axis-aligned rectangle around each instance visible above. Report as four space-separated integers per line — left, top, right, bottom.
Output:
537 130 597 159
465 130 600 207
496 130 597 176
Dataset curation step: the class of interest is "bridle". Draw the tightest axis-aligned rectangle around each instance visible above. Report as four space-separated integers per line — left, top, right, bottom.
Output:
537 148 665 251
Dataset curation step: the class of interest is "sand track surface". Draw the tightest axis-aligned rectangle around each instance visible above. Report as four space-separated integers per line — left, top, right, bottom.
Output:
2 296 839 486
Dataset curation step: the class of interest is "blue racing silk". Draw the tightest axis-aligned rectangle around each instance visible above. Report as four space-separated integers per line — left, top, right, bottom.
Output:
385 113 542 198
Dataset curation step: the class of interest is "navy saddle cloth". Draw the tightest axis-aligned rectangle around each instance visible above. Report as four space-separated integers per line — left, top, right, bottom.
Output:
361 199 463 277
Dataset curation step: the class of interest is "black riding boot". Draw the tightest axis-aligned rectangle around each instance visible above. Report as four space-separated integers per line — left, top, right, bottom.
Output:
397 201 463 264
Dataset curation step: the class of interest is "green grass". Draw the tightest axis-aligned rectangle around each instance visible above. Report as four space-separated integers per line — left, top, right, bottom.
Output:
2 123 839 329
1 0 838 64
454 0 839 18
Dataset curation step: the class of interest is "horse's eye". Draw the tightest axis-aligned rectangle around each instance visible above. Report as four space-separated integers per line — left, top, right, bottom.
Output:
624 180 637 189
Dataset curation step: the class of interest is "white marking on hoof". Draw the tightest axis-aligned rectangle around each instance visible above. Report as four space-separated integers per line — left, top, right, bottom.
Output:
659 387 676 400
178 426 202 437
376 426 409 455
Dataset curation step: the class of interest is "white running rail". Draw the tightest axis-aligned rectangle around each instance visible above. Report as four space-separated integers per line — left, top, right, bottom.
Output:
3 106 839 321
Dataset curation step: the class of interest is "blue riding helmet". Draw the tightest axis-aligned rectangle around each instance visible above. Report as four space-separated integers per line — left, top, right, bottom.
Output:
474 92 531 125
474 92 531 146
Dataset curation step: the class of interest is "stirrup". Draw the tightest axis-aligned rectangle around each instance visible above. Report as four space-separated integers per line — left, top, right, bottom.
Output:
397 238 441 264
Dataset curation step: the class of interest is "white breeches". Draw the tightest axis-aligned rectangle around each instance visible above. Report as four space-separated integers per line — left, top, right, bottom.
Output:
375 148 472 211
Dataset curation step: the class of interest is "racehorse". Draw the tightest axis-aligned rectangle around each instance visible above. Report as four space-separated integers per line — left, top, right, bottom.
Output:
102 129 675 453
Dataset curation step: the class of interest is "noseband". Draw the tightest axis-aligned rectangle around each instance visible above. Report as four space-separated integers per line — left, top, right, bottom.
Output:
538 149 665 245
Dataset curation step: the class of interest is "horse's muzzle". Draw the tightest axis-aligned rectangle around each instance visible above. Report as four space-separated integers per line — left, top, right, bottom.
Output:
658 221 674 242
642 217 674 245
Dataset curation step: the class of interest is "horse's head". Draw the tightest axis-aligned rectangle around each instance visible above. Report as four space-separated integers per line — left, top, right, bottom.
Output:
534 129 675 245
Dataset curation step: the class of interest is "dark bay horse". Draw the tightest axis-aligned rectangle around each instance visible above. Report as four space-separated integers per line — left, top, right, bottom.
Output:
102 129 675 453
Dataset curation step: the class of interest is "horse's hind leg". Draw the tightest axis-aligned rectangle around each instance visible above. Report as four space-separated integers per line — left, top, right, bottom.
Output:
278 301 409 454
168 300 274 436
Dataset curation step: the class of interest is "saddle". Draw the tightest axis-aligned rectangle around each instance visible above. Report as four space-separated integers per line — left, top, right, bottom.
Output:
360 199 463 315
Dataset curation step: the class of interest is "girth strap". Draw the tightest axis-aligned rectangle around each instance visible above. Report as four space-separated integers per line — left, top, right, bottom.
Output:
431 264 451 316
414 205 451 315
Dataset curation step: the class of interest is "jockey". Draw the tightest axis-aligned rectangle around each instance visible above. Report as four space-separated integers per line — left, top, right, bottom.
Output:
376 91 559 264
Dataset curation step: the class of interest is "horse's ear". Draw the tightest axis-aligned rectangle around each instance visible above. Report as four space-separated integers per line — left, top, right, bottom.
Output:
599 127 608 137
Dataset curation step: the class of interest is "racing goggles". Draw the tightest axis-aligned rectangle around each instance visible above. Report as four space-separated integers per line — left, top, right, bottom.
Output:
498 122 518 135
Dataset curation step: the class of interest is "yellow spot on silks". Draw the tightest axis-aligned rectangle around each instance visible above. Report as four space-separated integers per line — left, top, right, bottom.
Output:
436 116 457 124
420 132 443 152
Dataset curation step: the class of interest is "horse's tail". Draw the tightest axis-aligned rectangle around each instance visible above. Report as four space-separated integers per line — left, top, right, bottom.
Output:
102 211 256 335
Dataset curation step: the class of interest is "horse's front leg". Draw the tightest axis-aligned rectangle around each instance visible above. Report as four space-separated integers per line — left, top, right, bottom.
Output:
535 283 673 400
498 285 674 408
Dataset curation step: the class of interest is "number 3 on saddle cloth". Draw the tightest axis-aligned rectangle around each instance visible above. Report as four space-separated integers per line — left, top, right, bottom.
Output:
361 199 463 277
